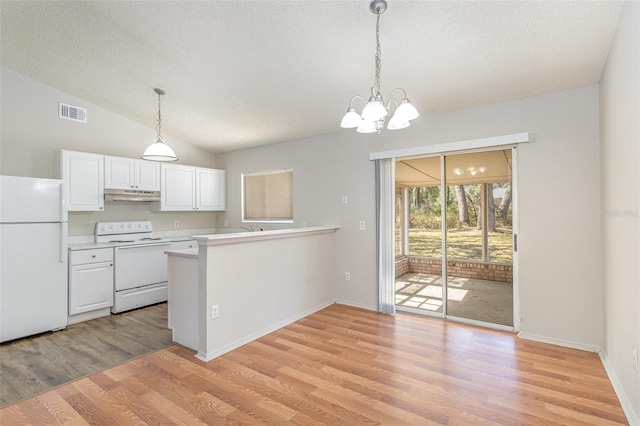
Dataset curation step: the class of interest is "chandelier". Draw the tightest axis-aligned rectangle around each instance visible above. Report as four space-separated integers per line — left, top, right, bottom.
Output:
340 0 419 133
142 88 178 162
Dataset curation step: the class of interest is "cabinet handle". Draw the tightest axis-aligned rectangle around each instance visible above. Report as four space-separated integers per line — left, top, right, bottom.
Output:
99 207 103 210
92 255 96 258
110 263 113 267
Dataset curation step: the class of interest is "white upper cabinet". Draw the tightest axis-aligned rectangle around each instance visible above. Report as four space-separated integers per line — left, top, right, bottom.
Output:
196 168 226 211
159 163 196 211
104 156 160 191
156 164 225 211
61 150 104 211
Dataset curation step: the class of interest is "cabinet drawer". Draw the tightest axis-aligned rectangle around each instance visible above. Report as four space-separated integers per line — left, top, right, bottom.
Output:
171 240 197 250
70 247 113 265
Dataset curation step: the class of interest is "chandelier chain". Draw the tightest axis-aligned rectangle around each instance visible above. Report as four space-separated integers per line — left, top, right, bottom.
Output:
374 8 381 95
339 0 418 133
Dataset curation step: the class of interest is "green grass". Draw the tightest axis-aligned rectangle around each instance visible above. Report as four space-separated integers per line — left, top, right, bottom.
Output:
406 227 513 263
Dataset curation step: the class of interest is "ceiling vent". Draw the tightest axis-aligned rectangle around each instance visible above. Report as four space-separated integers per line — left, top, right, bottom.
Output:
59 103 87 123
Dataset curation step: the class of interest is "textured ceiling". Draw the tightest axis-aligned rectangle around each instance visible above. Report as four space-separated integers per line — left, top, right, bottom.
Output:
0 1 623 154
397 149 512 187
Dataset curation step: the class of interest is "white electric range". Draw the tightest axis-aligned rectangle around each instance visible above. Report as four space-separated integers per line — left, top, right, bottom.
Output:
95 221 170 313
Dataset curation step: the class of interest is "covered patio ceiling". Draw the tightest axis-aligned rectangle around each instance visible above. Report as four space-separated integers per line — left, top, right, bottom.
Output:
396 150 512 187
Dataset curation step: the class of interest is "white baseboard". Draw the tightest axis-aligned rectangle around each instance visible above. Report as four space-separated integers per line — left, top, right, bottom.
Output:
195 300 336 362
600 351 640 426
517 332 601 353
67 307 111 325
334 299 377 311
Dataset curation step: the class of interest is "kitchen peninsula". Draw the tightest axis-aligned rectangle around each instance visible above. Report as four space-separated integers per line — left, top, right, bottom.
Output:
166 226 339 362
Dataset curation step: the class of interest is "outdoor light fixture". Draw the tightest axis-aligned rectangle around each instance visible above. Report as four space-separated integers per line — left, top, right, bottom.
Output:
340 0 419 134
142 88 178 162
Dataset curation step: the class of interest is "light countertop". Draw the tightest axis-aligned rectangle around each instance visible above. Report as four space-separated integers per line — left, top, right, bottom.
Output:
165 248 199 259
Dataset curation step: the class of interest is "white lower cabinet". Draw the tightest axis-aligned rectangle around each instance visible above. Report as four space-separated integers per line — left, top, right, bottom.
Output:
69 248 114 319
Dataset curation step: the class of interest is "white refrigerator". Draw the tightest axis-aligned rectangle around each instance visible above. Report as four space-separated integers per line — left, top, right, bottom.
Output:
0 175 68 342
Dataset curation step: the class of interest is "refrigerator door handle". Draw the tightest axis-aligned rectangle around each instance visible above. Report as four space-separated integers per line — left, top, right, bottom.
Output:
60 182 68 222
60 222 68 263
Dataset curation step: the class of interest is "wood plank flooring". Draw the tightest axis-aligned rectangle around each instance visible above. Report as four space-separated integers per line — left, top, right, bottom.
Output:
0 303 171 408
1 304 628 425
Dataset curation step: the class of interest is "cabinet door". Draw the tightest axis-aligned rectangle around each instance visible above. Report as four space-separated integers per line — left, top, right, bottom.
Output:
69 261 114 315
61 150 104 211
104 156 135 189
196 168 226 211
136 160 161 191
160 164 195 211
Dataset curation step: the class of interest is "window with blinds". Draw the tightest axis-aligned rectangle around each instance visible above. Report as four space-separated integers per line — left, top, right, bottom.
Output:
242 169 293 222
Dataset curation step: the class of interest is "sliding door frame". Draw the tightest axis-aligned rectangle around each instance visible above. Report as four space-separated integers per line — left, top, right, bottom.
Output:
372 132 527 332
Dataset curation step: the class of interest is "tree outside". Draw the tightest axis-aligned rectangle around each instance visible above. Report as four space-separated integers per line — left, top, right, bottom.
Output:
397 183 513 263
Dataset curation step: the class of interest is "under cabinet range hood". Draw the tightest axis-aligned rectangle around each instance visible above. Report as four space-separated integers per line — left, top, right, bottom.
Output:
104 189 160 202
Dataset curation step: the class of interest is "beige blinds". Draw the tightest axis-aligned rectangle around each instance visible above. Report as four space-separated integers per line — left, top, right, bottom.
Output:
243 169 293 221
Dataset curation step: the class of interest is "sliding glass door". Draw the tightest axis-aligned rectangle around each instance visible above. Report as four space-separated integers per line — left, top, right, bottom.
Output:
395 147 516 329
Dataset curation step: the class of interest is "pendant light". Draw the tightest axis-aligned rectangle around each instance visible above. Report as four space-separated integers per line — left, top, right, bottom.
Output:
340 0 419 133
142 88 178 162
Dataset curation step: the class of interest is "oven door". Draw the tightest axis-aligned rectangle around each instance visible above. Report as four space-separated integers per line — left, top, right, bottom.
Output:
114 242 170 291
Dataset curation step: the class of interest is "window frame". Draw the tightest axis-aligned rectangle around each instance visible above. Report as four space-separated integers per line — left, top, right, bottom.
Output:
241 168 294 224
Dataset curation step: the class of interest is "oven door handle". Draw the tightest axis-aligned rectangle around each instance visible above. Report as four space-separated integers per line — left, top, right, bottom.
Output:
116 242 171 250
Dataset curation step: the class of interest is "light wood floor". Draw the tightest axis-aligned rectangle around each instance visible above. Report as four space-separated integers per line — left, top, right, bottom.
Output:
0 304 628 425
0 303 172 407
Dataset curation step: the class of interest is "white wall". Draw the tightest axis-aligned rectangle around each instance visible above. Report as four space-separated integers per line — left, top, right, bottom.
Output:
198 230 338 361
600 1 640 422
217 85 604 349
0 67 219 235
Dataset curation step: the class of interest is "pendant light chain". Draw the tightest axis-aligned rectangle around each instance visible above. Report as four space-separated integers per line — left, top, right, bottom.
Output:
374 9 382 95
142 87 177 161
156 90 163 143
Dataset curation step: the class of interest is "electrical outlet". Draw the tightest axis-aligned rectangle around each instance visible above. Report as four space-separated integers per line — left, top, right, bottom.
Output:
301 221 307 228
345 272 351 281
342 195 348 204
633 346 638 373
223 220 228 227
359 221 366 231
211 305 219 319
174 220 180 228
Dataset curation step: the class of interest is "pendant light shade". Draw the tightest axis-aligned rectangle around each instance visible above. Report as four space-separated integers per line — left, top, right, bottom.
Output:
356 119 377 134
387 116 410 130
394 99 419 121
340 108 363 128
142 140 178 162
361 98 387 122
142 88 178 162
339 0 419 133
